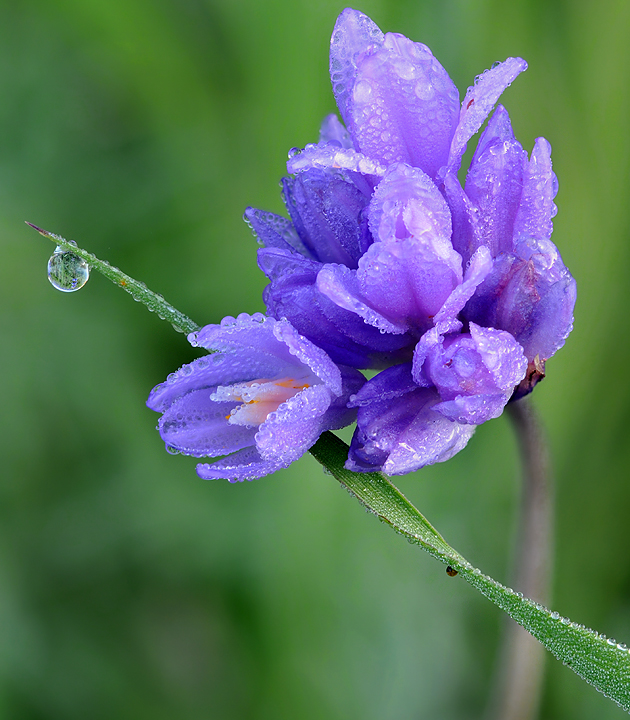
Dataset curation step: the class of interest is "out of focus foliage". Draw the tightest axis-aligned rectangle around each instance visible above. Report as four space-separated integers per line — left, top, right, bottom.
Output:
1 1 630 718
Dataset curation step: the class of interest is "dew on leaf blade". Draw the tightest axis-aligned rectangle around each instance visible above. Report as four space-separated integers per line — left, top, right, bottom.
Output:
47 245 89 292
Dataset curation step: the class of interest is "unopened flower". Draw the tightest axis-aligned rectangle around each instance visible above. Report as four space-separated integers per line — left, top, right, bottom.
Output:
147 313 364 481
246 8 576 475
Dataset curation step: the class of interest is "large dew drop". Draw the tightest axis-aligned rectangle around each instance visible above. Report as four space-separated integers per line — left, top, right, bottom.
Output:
47 244 90 292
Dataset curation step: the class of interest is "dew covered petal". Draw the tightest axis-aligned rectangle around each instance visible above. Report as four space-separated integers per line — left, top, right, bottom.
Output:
157 390 256 458
281 168 372 268
513 136 558 243
148 313 361 481
346 369 475 474
432 394 511 425
442 171 480 265
447 57 528 174
196 446 283 482
355 235 462 333
243 206 311 256
316 262 409 334
464 248 576 363
271 314 342 395
464 106 527 257
287 143 387 180
345 31 460 177
147 345 284 414
368 163 453 245
255 384 333 464
260 247 412 367
319 113 353 148
330 8 385 132
433 245 493 330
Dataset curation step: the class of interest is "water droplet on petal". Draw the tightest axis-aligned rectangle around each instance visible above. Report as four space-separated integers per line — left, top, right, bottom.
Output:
47 246 89 292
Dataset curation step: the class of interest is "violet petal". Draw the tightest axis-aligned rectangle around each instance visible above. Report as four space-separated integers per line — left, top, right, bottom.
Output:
287 143 387 180
260 247 412 367
347 377 475 475
347 31 460 176
255 383 334 465
281 168 372 268
244 206 310 257
319 113 353 148
447 57 528 174
368 163 453 245
464 105 527 257
196 447 283 482
157 390 256 458
513 136 558 243
330 8 385 132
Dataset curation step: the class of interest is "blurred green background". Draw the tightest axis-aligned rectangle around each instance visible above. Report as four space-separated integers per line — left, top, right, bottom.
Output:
1 0 629 717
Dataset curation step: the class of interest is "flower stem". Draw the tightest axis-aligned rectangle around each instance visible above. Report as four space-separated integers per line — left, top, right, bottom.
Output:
27 222 200 335
490 398 552 720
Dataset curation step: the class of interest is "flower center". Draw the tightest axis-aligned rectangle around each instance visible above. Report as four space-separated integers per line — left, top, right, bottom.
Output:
211 376 311 427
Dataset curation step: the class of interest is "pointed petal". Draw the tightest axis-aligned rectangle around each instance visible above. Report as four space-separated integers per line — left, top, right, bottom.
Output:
464 106 527 256
447 57 527 174
272 318 342 395
319 113 353 148
513 137 558 243
316 262 407 334
244 206 311 256
442 172 480 264
433 245 493 328
345 32 459 176
330 8 385 131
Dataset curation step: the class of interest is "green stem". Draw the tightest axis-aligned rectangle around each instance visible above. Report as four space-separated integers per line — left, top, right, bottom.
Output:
28 223 200 335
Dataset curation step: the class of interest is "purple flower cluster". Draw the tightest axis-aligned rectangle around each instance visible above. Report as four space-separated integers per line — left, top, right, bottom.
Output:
148 8 575 481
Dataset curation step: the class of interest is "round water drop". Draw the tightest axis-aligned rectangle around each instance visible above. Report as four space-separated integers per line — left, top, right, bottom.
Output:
47 245 89 292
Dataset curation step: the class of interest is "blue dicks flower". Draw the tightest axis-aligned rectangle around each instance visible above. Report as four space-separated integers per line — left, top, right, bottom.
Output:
147 313 365 481
244 9 576 476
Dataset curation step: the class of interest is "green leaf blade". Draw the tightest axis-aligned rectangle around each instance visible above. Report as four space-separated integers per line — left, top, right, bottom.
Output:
310 431 630 712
